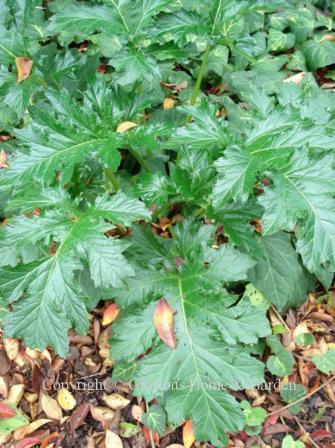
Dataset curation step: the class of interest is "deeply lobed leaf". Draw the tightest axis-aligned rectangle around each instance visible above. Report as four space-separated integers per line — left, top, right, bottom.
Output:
1 0 335 445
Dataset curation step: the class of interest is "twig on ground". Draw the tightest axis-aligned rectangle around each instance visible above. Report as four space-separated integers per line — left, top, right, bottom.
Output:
268 374 335 416
294 415 320 448
271 305 290 331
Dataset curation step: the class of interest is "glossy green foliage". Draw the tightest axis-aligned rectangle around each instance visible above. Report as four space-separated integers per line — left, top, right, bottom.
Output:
1 0 335 445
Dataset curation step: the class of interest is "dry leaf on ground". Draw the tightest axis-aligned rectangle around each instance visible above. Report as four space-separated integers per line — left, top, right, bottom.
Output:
40 393 62 421
103 393 130 410
57 388 76 411
90 405 115 423
105 430 123 448
116 121 137 133
15 57 33 82
183 419 195 448
153 298 176 349
14 419 51 440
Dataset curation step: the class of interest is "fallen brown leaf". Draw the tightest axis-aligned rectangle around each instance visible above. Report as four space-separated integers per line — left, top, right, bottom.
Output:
263 423 292 436
90 405 115 423
8 384 25 406
15 57 33 83
0 150 8 169
57 388 76 411
253 395 266 407
0 135 11 142
105 430 123 448
183 419 195 448
103 393 130 410
93 318 100 344
131 404 144 422
160 80 187 91
153 298 176 349
69 334 92 345
0 350 11 375
13 351 26 368
309 311 333 322
24 393 38 404
283 72 306 84
320 34 335 42
102 303 120 326
4 338 19 360
14 437 41 448
31 365 41 394
116 121 137 133
40 432 61 448
310 429 332 442
98 328 113 364
14 419 51 440
0 376 9 398
41 393 62 421
143 426 159 445
69 402 90 433
163 98 175 110
25 347 40 360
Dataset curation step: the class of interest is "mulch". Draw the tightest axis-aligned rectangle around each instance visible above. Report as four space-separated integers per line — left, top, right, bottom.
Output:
1 293 335 448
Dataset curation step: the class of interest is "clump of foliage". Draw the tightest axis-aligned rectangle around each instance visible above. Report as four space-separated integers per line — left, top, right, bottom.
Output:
1 0 335 445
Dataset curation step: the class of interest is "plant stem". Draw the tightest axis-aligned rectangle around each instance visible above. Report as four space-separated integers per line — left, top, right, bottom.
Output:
189 0 222 106
190 44 211 106
192 205 206 217
104 167 120 191
104 168 127 234
271 305 290 331
128 147 151 172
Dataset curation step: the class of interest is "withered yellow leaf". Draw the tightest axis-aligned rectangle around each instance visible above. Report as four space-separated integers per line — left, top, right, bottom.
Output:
183 419 195 448
3 338 19 360
15 57 33 83
103 393 130 410
105 430 123 448
102 303 120 326
0 150 8 168
116 121 137 133
57 388 77 411
8 384 25 406
90 405 115 423
283 72 306 85
14 419 51 440
131 404 144 422
153 298 176 349
41 393 63 421
163 98 175 110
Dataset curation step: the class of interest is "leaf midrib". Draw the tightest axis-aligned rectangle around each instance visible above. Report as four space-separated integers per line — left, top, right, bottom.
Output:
26 216 82 324
285 174 335 248
177 276 220 434
32 138 106 166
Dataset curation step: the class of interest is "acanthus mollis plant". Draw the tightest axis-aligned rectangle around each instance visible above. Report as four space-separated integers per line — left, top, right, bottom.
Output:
111 220 271 446
1 0 335 446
